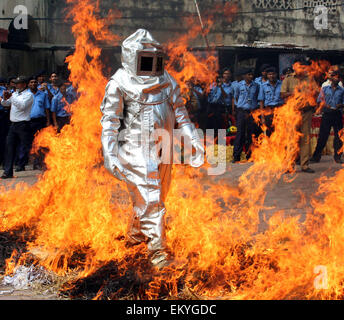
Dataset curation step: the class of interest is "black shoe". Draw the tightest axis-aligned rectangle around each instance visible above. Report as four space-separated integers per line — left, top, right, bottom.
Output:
301 167 315 173
310 157 320 163
232 158 240 163
15 166 25 172
334 158 344 164
284 168 295 174
1 174 14 179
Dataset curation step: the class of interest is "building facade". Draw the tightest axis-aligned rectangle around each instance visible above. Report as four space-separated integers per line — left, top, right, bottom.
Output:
0 0 343 78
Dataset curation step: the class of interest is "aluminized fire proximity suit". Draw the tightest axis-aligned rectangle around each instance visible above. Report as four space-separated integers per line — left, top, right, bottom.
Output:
100 29 204 268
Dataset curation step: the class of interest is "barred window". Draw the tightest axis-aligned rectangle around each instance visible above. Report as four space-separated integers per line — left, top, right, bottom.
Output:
304 0 341 15
253 0 295 9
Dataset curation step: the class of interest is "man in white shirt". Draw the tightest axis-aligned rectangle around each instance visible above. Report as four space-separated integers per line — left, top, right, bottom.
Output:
0 76 34 179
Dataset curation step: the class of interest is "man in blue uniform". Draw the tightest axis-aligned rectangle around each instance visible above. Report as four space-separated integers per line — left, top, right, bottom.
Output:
29 77 51 169
311 70 344 164
232 68 259 162
258 67 284 136
255 64 271 87
207 76 225 136
51 81 75 133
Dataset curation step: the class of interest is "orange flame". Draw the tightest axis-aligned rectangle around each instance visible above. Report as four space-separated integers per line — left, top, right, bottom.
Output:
1 0 344 301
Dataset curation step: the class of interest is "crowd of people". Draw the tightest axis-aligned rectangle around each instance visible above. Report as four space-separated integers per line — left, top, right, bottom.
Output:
0 71 77 179
0 58 343 179
184 58 344 173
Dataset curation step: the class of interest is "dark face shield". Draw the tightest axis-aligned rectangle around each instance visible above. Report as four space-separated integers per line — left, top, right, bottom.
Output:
137 51 165 77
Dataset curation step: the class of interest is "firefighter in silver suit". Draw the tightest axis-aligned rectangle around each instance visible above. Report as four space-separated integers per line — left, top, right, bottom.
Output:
100 29 204 269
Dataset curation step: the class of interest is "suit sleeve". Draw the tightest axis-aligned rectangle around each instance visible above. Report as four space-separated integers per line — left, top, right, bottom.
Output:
100 79 125 174
168 73 204 167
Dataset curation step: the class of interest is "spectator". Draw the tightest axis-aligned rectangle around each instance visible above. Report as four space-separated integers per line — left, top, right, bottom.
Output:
7 77 17 93
184 78 205 128
46 72 60 101
311 70 344 164
281 67 293 81
258 66 284 136
322 65 343 88
51 80 73 133
0 77 7 90
0 76 34 179
207 75 225 136
255 64 271 87
64 79 79 101
28 77 51 170
280 58 316 173
221 68 233 109
220 67 233 129
36 70 48 89
15 76 51 171
232 68 259 162
231 71 243 116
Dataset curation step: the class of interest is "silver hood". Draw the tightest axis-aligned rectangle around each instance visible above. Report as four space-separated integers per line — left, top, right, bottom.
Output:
121 28 164 85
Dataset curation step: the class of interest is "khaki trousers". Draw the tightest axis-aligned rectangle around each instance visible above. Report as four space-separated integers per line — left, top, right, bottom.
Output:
299 110 313 170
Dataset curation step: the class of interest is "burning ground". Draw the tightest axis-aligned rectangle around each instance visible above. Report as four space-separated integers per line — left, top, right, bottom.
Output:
0 0 344 300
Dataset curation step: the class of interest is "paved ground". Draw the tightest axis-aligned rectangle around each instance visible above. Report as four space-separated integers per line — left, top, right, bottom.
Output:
215 156 342 228
0 156 341 300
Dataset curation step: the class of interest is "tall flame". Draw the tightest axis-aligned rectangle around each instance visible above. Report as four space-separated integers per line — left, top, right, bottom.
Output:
1 0 344 301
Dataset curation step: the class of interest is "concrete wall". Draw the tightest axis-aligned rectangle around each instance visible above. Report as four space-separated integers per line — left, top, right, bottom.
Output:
0 0 344 78
97 0 344 50
220 0 344 50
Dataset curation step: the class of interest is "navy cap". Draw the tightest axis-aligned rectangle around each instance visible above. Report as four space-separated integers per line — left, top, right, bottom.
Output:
260 64 271 73
13 76 28 84
237 67 254 76
265 66 277 73
282 67 293 75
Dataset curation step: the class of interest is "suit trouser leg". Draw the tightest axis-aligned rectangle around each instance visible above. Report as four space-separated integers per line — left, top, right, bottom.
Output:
126 173 169 254
300 110 313 170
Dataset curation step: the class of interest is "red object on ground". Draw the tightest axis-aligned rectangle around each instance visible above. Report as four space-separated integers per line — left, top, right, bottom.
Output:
226 136 235 146
0 28 8 43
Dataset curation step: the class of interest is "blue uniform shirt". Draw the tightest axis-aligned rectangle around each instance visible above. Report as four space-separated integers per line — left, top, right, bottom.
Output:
208 85 223 104
30 90 51 119
258 80 284 107
231 81 240 106
234 80 259 110
317 85 344 112
208 83 233 107
193 85 203 110
47 84 60 96
66 85 78 102
51 92 74 117
222 82 232 107
255 76 269 87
